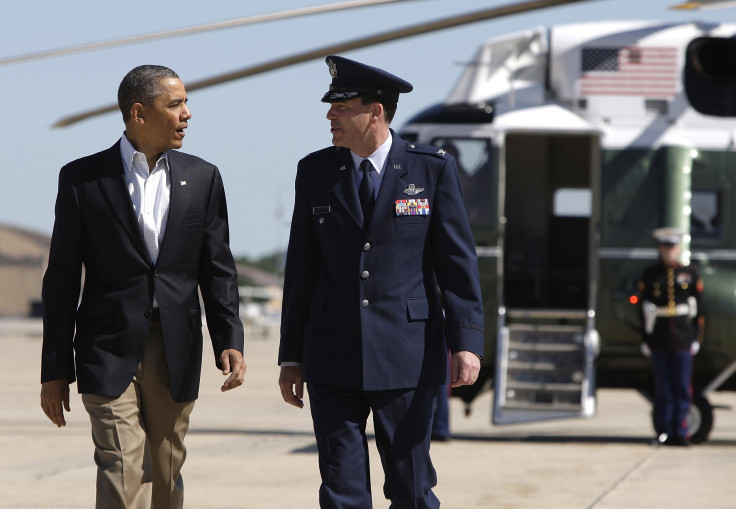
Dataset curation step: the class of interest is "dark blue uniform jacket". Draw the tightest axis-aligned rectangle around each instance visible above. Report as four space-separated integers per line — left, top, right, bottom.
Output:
279 131 484 391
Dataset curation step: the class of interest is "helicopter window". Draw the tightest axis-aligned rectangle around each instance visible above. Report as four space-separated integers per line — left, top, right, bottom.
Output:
431 137 495 227
554 188 592 217
691 190 721 240
432 138 488 177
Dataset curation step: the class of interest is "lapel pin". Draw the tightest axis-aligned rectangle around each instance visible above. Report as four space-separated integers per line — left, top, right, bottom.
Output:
403 184 424 196
180 181 187 186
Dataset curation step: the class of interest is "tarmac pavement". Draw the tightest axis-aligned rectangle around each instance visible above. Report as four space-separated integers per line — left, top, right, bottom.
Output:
2 317 736 508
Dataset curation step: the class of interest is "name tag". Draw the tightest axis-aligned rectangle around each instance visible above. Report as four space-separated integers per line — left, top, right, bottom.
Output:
395 199 429 216
313 206 331 214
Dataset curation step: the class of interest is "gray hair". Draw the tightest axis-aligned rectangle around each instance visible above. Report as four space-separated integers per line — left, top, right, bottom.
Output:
117 65 180 123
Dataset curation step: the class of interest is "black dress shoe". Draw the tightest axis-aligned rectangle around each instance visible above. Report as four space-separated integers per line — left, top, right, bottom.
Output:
666 436 691 447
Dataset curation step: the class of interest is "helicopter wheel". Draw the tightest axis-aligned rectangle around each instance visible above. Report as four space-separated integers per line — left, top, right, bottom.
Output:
648 391 714 444
688 392 713 444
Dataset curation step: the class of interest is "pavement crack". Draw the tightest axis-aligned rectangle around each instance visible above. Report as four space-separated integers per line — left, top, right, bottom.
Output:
585 447 659 508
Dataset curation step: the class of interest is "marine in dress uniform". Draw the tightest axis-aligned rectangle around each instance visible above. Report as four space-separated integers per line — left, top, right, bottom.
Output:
639 227 705 446
278 56 484 508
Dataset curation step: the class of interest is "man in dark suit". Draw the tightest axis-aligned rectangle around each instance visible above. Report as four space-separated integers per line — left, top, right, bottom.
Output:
278 55 484 509
40 65 246 509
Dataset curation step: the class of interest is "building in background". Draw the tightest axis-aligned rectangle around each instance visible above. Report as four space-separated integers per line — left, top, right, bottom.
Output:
236 263 283 329
0 223 285 321
0 224 50 317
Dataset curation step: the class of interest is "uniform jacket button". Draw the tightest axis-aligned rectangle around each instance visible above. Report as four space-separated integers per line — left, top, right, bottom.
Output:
361 270 370 279
363 242 371 251
361 299 369 308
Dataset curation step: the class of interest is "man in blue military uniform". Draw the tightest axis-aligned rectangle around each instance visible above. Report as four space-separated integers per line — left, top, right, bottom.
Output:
639 226 705 446
278 55 484 508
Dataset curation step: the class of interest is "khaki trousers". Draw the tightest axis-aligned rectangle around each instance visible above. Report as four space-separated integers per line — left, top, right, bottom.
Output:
82 320 195 509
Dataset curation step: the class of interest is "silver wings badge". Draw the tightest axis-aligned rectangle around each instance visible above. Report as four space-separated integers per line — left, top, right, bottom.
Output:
403 184 424 196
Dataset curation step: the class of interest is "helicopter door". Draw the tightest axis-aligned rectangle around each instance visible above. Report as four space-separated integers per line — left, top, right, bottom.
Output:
493 132 600 425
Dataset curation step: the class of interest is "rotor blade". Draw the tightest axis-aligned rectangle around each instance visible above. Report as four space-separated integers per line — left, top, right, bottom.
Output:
53 0 594 128
1 0 418 67
670 0 736 9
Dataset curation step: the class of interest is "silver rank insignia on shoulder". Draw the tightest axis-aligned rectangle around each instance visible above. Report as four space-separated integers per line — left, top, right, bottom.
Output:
403 183 424 196
395 199 430 216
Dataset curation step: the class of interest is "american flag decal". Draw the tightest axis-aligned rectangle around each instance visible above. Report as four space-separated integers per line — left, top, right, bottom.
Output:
580 46 679 98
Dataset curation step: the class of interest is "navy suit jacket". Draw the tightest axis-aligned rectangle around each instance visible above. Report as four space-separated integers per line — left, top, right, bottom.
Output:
279 131 483 391
41 141 244 402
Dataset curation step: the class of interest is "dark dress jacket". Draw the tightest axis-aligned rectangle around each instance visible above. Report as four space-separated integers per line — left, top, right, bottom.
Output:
639 262 704 351
279 131 484 391
41 141 244 402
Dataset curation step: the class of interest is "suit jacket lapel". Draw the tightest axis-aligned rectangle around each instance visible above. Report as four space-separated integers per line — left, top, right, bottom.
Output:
160 151 191 257
330 150 364 228
97 142 150 261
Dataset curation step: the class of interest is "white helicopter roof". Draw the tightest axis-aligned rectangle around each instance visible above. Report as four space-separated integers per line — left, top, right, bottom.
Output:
445 26 548 108
492 103 599 134
443 20 736 150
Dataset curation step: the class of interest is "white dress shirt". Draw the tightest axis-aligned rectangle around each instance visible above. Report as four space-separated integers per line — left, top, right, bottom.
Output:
120 133 171 266
350 131 393 199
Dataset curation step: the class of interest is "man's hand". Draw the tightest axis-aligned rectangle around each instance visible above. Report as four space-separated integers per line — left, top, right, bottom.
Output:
691 341 701 356
450 351 481 388
278 365 305 408
220 349 246 392
40 379 70 428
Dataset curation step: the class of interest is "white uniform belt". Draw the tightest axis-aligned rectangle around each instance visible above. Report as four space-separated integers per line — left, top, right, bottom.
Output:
642 298 697 334
655 303 691 317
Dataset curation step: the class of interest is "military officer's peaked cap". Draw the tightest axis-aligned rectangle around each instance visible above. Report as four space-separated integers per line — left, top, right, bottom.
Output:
653 226 685 245
321 55 413 104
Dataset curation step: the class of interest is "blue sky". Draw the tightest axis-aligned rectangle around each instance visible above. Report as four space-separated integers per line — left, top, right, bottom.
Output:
0 0 727 257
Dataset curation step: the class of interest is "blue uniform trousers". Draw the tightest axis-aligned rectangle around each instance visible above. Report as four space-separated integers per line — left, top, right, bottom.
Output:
307 383 440 509
651 349 693 440
431 384 450 440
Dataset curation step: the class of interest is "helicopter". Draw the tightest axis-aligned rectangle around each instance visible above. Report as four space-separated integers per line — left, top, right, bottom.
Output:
398 15 736 444
18 0 736 443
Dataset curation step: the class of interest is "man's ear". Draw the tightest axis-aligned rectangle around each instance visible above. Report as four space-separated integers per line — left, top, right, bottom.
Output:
371 102 384 122
130 103 145 124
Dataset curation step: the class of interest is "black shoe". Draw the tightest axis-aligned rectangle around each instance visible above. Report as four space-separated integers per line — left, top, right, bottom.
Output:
666 436 691 447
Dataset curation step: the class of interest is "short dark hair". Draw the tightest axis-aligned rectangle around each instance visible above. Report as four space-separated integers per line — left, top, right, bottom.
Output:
118 65 180 123
360 94 397 124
